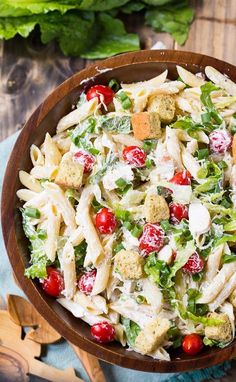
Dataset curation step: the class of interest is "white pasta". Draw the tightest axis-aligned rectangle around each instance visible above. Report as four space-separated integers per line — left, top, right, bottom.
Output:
30 144 45 167
19 170 43 192
17 66 236 359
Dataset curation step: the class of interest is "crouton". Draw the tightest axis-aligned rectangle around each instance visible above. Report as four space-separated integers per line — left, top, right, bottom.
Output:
147 95 175 124
135 318 170 355
229 289 236 308
55 153 83 189
205 313 232 342
114 249 144 280
144 194 170 223
131 112 161 140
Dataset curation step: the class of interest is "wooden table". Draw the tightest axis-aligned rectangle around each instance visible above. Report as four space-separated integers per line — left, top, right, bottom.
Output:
1 0 236 142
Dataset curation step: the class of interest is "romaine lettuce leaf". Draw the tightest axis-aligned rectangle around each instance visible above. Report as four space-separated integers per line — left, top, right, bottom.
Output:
203 337 231 348
121 316 141 346
0 0 130 17
145 1 194 45
200 82 223 124
98 114 131 134
178 303 224 326
21 208 48 279
81 13 139 59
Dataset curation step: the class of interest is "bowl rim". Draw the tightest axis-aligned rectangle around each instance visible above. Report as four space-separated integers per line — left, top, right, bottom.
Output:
2 49 236 373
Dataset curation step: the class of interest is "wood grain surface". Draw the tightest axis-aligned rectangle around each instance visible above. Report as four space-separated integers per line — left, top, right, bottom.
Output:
1 0 236 141
2 50 236 374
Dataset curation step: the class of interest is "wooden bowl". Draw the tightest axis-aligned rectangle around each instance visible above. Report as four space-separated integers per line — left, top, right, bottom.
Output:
2 50 236 373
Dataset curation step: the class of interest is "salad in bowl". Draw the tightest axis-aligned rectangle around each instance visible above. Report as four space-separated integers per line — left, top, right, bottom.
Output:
17 63 236 361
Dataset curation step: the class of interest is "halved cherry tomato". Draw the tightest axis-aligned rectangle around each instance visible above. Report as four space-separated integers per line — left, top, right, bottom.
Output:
170 170 192 185
95 207 117 234
209 129 232 154
139 223 165 255
183 252 204 274
123 146 147 167
86 85 114 105
169 202 189 224
182 334 203 355
78 269 96 295
41 267 64 297
91 321 115 343
73 149 95 173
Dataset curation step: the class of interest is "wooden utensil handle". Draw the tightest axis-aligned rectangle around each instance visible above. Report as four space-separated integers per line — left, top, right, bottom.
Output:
70 343 106 382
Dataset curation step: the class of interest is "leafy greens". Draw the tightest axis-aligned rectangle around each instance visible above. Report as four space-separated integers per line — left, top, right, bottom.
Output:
0 0 194 58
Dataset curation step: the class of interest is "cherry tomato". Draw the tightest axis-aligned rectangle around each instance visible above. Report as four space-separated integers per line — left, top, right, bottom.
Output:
78 269 96 295
209 129 232 154
183 252 204 274
169 202 189 224
95 207 117 234
41 267 64 297
182 334 203 356
122 146 147 167
172 251 177 262
170 170 192 185
139 223 165 255
73 149 95 173
91 321 115 343
86 85 114 105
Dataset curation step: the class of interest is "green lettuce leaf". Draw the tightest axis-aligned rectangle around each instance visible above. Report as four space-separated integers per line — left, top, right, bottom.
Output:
121 317 141 346
0 10 139 58
0 0 129 17
145 1 194 45
200 82 223 125
21 208 48 279
81 13 139 59
98 114 131 134
178 303 224 326
203 337 231 348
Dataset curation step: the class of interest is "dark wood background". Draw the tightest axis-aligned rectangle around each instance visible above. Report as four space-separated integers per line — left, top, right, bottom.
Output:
1 0 236 142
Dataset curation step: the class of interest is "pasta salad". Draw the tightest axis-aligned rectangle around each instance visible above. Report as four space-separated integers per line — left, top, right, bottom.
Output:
17 65 236 360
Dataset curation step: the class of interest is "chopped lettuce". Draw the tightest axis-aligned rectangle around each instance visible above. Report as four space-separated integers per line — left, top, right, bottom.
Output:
89 153 118 184
200 82 223 125
194 161 224 195
203 337 231 348
187 289 209 316
121 317 141 347
171 116 213 137
144 240 195 290
98 115 131 134
21 208 48 279
169 240 195 280
144 254 171 287
178 303 224 326
70 117 99 154
74 239 87 269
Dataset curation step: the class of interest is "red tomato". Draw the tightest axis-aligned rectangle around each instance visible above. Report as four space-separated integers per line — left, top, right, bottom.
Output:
122 146 147 167
78 269 97 295
86 85 114 105
95 207 117 234
41 267 64 297
183 252 204 274
209 129 232 154
73 150 95 173
91 321 115 343
182 334 203 356
169 202 189 224
139 223 165 255
170 170 192 185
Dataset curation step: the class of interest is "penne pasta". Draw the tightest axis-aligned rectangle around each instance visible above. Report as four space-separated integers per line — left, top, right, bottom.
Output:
17 66 236 359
